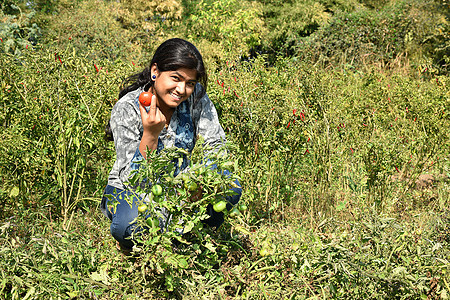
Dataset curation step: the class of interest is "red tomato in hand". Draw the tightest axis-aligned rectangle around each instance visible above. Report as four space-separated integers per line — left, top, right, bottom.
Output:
139 92 152 106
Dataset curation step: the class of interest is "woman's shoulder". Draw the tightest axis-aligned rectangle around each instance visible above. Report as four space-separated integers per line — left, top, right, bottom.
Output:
117 88 142 105
110 88 142 121
112 88 142 111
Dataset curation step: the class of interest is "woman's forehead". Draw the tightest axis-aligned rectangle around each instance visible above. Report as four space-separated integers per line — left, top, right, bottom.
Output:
168 68 198 81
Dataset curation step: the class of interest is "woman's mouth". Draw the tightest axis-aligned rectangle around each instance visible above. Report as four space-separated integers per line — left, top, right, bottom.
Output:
170 92 183 101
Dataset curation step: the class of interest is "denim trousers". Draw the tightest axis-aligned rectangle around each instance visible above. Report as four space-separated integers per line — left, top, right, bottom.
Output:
101 179 241 249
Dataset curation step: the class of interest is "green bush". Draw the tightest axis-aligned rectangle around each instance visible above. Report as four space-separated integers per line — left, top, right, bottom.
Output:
249 0 362 62
207 56 448 219
0 2 41 55
257 0 331 58
302 0 449 74
182 0 267 64
0 45 133 225
40 0 150 64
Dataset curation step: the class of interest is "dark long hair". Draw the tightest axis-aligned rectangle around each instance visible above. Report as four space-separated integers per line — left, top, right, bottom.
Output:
105 38 207 141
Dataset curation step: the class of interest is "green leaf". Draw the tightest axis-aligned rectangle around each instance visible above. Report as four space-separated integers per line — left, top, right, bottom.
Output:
67 291 79 299
183 220 195 234
204 242 216 252
336 200 346 211
9 186 19 198
89 265 110 285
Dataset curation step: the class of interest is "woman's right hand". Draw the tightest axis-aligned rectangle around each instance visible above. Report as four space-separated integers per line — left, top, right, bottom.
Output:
138 94 165 157
139 94 166 135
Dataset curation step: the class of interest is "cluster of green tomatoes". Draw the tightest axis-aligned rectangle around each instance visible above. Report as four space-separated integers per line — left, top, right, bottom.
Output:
136 183 164 227
135 171 247 227
179 172 248 217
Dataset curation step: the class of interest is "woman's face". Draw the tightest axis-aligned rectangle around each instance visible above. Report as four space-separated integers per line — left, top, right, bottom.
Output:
151 65 198 110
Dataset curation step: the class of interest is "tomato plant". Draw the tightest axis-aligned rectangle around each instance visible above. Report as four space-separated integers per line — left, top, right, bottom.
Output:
124 143 243 293
139 92 153 106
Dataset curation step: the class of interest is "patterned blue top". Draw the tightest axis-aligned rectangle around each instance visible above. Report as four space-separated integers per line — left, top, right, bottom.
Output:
107 83 226 190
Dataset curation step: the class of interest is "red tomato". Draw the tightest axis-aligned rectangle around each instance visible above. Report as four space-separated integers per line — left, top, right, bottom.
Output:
139 92 152 106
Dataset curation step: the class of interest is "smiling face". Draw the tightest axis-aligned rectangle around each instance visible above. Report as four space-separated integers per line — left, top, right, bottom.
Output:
151 64 198 111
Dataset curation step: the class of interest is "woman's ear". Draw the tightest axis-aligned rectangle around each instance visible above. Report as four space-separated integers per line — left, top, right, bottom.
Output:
151 64 159 79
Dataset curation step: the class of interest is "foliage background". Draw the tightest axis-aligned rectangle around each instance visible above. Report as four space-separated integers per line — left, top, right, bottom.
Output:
0 0 449 298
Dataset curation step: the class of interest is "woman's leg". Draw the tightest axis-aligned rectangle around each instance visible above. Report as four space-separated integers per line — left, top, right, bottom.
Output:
102 186 140 250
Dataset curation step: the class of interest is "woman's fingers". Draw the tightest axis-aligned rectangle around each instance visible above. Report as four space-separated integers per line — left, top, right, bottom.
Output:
149 94 157 115
139 95 165 133
138 99 148 117
155 107 166 125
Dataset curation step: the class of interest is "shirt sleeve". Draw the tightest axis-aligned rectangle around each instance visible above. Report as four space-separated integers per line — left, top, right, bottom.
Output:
192 85 226 149
110 97 144 185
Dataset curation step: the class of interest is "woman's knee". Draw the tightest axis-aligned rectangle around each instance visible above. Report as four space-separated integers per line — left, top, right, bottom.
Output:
110 217 137 248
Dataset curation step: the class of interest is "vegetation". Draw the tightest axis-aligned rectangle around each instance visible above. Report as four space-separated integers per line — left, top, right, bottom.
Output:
0 0 448 298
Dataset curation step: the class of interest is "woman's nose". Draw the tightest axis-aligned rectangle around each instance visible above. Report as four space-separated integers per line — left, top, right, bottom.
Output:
176 81 186 94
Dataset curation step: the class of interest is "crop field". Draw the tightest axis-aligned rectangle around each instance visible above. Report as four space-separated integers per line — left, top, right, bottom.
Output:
0 0 449 299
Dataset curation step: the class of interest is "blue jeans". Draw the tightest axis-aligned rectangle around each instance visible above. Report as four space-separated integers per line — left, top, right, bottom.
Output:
101 178 241 248
101 186 141 249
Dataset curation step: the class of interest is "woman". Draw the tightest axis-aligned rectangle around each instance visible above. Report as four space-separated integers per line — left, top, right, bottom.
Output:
101 38 241 253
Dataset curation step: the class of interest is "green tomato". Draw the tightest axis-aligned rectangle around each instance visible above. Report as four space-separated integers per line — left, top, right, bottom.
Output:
181 173 190 183
213 200 227 212
238 203 248 212
185 181 198 192
137 204 148 213
229 206 240 218
146 217 159 228
151 184 163 196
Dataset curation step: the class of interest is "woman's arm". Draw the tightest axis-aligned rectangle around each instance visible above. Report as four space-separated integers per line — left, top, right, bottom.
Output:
110 99 143 185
